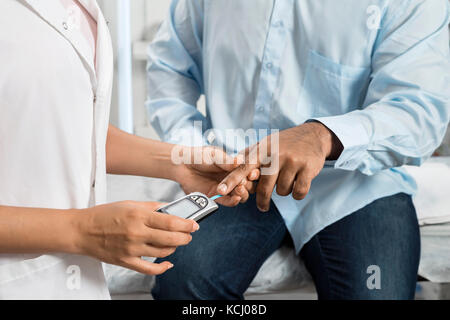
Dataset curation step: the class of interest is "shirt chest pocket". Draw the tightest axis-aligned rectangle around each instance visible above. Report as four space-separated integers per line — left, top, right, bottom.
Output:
298 50 371 117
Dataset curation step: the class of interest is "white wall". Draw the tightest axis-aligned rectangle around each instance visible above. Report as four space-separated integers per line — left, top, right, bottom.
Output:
98 0 172 139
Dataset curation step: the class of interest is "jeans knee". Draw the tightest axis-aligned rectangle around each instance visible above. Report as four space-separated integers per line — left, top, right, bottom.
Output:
151 271 207 300
151 265 244 300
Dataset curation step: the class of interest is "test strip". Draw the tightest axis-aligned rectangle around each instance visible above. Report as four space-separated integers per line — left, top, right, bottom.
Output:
210 195 223 201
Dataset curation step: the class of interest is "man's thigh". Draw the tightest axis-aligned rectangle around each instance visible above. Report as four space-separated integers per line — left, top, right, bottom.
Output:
152 195 287 300
301 193 421 300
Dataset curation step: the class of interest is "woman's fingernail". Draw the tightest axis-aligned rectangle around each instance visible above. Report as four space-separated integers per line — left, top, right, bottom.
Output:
167 263 174 269
193 222 200 232
218 184 227 194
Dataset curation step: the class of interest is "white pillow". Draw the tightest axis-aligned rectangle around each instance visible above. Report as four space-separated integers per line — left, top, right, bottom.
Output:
405 157 450 225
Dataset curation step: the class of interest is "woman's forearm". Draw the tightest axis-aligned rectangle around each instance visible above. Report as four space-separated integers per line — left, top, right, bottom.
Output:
106 125 182 181
0 202 198 275
0 206 81 254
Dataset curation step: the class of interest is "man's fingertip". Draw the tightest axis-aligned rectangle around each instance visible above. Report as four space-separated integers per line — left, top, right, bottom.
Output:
217 183 228 195
257 206 269 213
250 170 259 180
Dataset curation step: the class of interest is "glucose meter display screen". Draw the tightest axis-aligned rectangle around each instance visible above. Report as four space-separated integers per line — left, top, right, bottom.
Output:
165 199 200 218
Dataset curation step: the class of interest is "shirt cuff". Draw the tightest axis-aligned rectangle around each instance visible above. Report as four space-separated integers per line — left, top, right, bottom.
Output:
311 112 371 171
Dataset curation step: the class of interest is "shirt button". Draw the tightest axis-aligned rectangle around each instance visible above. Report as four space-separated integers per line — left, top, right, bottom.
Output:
257 105 265 112
207 131 216 144
265 62 273 69
62 21 69 30
92 180 96 188
93 95 97 104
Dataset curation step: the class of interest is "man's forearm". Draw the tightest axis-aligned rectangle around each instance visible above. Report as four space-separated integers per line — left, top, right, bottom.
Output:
106 125 182 181
0 206 81 254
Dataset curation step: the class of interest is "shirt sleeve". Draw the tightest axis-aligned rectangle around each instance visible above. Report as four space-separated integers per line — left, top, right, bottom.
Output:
313 0 450 175
146 0 207 146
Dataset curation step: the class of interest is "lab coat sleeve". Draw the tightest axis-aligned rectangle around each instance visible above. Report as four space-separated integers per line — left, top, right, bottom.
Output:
313 0 450 175
146 0 207 146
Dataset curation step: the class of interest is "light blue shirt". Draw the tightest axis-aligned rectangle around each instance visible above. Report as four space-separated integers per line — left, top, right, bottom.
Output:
146 0 450 252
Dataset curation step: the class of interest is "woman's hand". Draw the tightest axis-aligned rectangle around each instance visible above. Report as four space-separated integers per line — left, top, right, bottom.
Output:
175 146 260 206
74 201 199 275
105 127 259 205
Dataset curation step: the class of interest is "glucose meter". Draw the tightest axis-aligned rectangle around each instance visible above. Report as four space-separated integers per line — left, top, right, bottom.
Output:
157 192 220 222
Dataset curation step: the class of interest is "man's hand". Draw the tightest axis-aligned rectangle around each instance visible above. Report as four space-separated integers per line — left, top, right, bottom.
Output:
175 146 260 207
217 122 343 212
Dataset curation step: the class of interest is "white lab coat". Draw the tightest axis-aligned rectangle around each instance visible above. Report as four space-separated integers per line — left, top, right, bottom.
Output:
0 0 113 299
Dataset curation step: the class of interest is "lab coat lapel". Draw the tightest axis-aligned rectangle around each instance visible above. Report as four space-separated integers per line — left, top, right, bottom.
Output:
84 0 114 206
77 0 99 20
85 0 113 98
21 0 98 89
74 0 114 98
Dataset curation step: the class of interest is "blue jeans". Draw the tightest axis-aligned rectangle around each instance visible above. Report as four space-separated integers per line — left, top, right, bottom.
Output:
152 193 420 300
